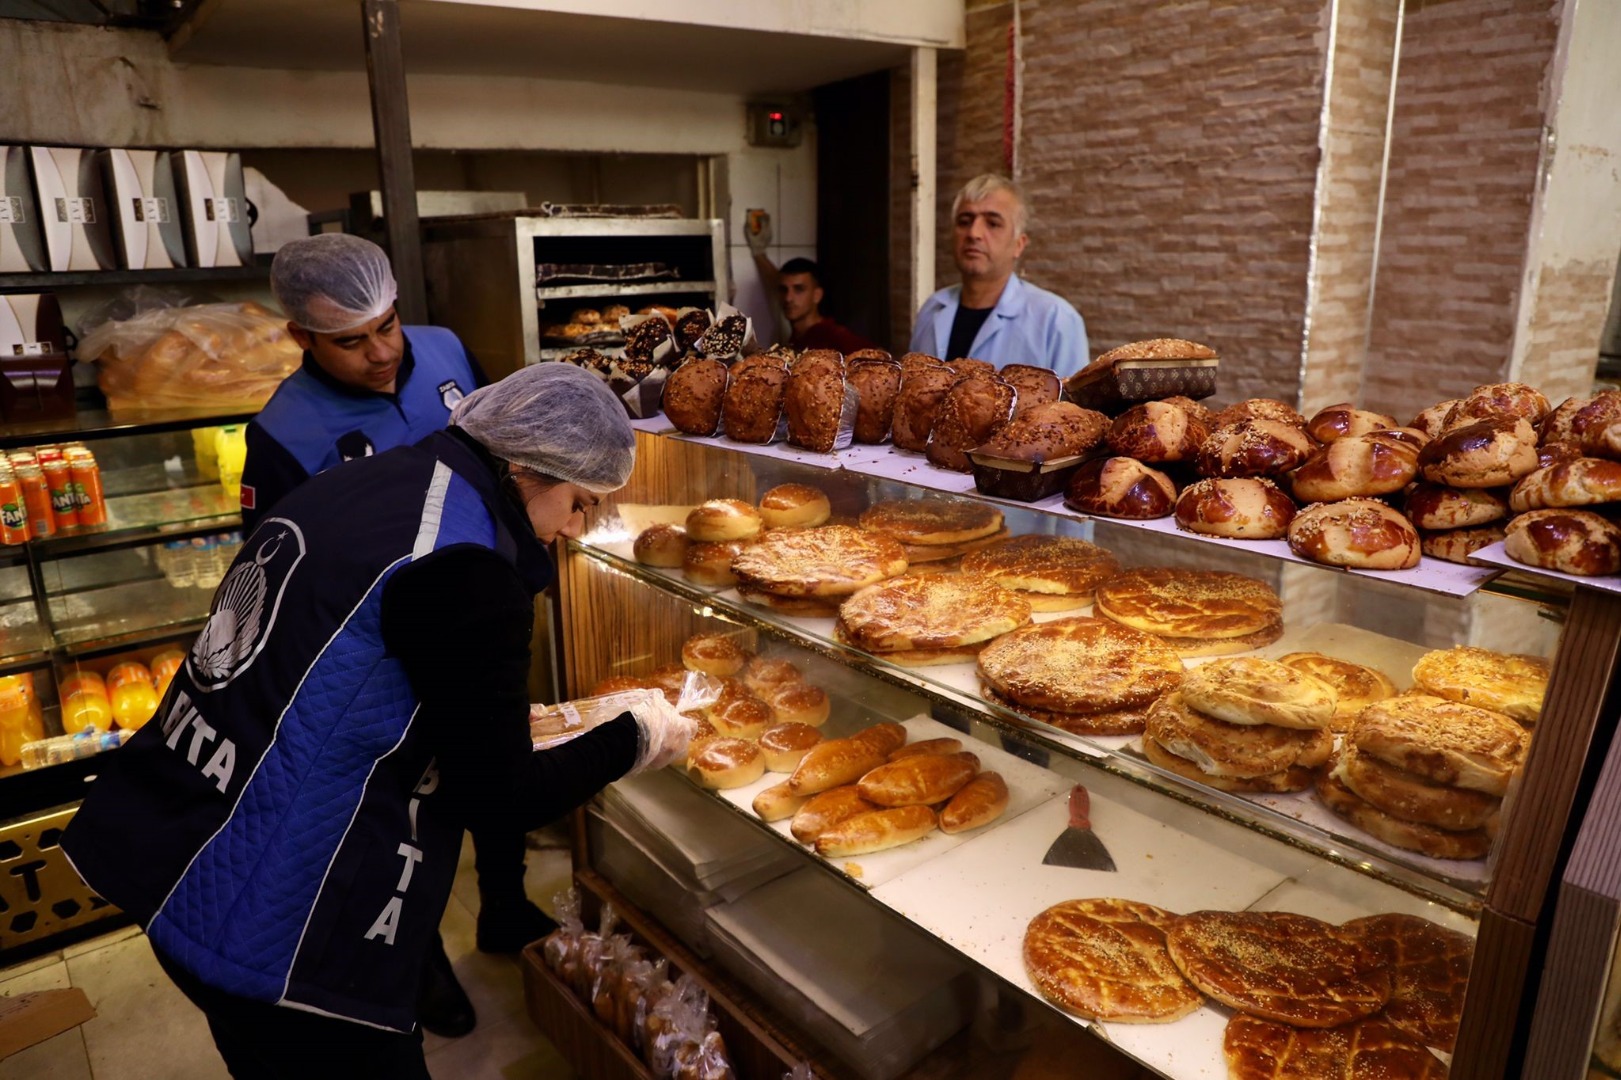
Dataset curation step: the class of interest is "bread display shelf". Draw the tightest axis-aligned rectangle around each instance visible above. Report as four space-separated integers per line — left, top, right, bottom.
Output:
573 537 1490 909
623 420 1502 597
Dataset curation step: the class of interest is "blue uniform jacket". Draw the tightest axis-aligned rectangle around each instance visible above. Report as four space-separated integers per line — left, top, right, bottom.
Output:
239 325 481 532
909 273 1090 380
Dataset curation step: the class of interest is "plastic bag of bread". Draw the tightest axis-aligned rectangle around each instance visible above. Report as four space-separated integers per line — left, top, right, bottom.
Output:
572 904 619 1000
541 886 585 978
79 299 302 410
637 958 675 1063
686 1031 736 1080
531 676 724 752
592 934 642 1027
614 954 654 1046
649 975 712 1076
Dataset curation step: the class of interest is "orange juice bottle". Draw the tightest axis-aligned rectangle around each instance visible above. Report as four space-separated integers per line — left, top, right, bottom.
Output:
150 648 186 699
0 675 33 767
61 670 114 733
108 661 159 731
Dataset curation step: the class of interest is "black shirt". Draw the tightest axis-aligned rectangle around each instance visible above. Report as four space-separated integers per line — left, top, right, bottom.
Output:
946 304 995 364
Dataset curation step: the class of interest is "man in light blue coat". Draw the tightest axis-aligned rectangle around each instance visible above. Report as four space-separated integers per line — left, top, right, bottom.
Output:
909 174 1089 380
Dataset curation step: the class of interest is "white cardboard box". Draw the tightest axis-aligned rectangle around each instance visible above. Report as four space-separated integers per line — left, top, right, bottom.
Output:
100 149 188 270
26 147 117 272
0 146 48 273
170 150 253 268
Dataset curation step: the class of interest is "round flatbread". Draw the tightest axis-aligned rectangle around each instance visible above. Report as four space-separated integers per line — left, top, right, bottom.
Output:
1340 743 1502 831
1276 652 1397 731
1153 619 1285 658
1023 899 1204 1023
1411 645 1549 725
832 619 987 667
858 498 1005 545
977 616 1184 714
837 574 1033 651
1317 762 1493 860
731 525 908 598
1145 691 1333 779
1342 913 1473 1052
1223 1014 1447 1080
959 534 1121 597
981 683 1153 736
1180 656 1337 730
1351 694 1529 796
1095 568 1282 640
1141 734 1315 793
1165 910 1391 1028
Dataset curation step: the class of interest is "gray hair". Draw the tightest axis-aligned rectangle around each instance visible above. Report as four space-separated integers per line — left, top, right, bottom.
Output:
952 174 1028 237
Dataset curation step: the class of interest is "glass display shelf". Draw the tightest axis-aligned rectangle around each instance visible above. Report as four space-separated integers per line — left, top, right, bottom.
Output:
572 534 1504 914
0 406 257 450
46 577 213 649
33 483 238 557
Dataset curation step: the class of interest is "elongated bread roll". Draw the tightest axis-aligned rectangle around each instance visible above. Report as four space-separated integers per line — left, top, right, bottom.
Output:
888 737 963 761
940 771 1009 834
814 805 939 856
789 785 877 844
852 721 908 754
788 736 892 795
752 781 807 822
857 751 981 807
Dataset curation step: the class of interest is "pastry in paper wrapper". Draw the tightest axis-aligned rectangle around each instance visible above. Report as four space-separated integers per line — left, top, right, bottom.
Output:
722 356 788 444
620 311 678 368
696 303 754 361
785 350 858 453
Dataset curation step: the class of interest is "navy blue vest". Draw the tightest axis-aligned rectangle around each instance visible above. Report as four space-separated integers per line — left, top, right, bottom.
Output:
63 431 537 1031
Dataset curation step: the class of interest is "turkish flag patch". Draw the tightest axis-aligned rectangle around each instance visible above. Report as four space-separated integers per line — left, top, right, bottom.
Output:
240 484 256 510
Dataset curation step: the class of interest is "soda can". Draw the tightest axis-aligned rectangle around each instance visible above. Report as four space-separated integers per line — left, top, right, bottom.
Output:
42 459 79 529
35 445 63 465
17 467 55 539
68 453 106 527
0 472 27 545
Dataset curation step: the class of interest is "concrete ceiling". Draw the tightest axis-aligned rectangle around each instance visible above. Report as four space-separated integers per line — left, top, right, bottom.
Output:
171 0 916 94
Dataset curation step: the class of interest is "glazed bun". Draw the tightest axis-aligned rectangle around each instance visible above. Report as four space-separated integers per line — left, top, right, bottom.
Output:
1305 403 1397 444
758 722 825 772
1420 525 1507 565
1196 419 1316 478
1509 457 1621 512
691 738 766 789
743 656 803 697
1160 395 1216 428
766 681 831 727
683 539 752 587
634 523 690 568
1417 418 1539 488
1445 382 1552 429
757 483 832 529
1213 398 1307 430
1287 498 1422 570
682 632 748 677
1065 457 1177 519
710 694 772 740
1409 400 1461 439
1288 432 1419 503
1404 482 1509 530
1504 509 1621 576
1106 401 1209 463
1175 477 1297 539
687 498 764 542
1000 364 1062 413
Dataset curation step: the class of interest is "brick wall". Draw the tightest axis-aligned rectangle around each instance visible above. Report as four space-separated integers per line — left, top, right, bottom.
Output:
1359 0 1561 418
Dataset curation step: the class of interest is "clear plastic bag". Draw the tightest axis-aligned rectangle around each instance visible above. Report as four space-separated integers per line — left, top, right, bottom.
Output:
77 296 301 410
531 675 726 752
541 886 584 978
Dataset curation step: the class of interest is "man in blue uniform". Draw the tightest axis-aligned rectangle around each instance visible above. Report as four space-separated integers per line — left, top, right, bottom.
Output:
235 235 541 1037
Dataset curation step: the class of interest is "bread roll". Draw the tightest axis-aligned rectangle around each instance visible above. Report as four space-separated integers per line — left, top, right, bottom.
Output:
975 400 1109 462
766 681 830 726
813 805 938 856
1445 382 1551 428
888 737 963 761
1160 395 1216 428
758 722 824 772
1508 457 1621 511
662 357 727 435
687 499 763 542
743 656 802 697
758 483 832 529
1539 441 1584 469
939 771 1009 834
634 524 690 568
710 694 772 739
1380 426 1432 452
682 539 752 587
789 785 878 844
853 721 908 754
722 362 788 443
1410 400 1462 439
947 357 997 379
752 780 807 821
1404 482 1509 529
1198 418 1317 479
1065 457 1177 519
856 751 981 806
1504 508 1621 575
1540 394 1596 446
898 351 946 379
1305 403 1396 444
787 735 892 795
1417 418 1539 488
785 350 852 453
1000 364 1062 413
682 632 748 676
1287 498 1421 570
1289 432 1418 502
1213 398 1306 430
1174 477 1296 538
892 367 957 452
928 374 1017 471
691 738 765 789
849 359 902 444
1420 525 1506 565
1106 401 1209 463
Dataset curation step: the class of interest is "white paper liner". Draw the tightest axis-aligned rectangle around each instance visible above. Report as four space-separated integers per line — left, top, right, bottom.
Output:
1468 538 1621 594
618 310 678 369
696 301 756 362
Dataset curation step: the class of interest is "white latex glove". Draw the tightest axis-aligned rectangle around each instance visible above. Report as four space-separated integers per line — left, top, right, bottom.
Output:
624 689 697 775
745 210 773 255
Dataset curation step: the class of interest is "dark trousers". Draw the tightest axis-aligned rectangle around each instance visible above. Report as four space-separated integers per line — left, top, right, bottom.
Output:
470 819 527 906
154 945 432 1080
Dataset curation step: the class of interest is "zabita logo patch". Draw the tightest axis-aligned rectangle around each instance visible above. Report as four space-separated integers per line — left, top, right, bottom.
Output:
438 380 464 410
190 519 306 691
336 430 375 462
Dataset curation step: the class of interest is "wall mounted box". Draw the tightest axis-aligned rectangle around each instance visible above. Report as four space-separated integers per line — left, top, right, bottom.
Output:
169 150 253 268
27 147 119 273
0 293 74 422
100 149 188 270
0 146 49 273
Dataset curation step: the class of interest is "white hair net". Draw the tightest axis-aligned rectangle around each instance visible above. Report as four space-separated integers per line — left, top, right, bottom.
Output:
451 363 636 493
270 234 400 333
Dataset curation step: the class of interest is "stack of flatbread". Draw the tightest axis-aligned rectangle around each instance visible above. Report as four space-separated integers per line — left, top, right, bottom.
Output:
729 525 908 617
857 498 1008 574
976 616 1184 735
834 573 1034 666
1142 657 1338 794
1093 567 1284 656
958 534 1121 612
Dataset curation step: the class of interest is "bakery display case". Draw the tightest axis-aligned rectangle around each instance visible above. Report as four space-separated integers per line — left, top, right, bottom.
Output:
537 424 1616 1080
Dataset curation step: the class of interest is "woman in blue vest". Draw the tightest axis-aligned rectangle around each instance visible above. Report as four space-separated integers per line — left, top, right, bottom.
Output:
62 363 694 1077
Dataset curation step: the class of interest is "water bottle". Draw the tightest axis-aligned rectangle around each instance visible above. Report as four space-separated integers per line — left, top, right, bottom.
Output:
215 531 243 573
162 539 196 588
193 536 223 589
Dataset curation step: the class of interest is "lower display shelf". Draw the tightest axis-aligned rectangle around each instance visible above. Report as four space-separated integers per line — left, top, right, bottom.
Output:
573 538 1489 910
47 577 213 647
